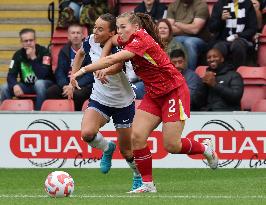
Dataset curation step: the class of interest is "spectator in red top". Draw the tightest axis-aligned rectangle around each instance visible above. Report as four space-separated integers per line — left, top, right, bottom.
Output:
70 12 219 193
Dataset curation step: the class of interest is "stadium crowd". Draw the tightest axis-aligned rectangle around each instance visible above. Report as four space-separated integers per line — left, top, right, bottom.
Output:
0 0 265 111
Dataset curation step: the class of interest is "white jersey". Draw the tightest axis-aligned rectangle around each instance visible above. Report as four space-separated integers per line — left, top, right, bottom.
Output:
82 34 135 108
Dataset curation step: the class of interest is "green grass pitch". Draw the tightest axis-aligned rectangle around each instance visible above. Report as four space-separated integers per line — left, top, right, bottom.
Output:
0 168 265 205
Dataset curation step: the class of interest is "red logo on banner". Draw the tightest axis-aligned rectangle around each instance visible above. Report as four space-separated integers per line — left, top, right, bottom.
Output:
186 131 266 160
10 130 168 159
10 130 266 160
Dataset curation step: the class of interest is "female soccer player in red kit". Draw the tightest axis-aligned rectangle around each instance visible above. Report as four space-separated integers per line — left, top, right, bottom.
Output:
71 12 218 193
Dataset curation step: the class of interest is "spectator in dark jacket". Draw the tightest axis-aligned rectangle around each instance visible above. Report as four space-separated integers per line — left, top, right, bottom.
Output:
208 0 257 69
201 48 244 111
170 49 205 111
46 24 94 111
0 28 54 110
134 0 167 22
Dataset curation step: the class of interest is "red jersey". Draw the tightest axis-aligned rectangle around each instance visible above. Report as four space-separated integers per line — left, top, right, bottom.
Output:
118 29 185 98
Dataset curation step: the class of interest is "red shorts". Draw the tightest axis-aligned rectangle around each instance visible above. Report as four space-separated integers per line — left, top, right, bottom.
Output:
138 83 190 122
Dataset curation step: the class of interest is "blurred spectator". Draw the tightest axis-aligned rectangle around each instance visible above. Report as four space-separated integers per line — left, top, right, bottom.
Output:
157 19 187 58
57 0 82 28
200 48 244 111
261 0 266 9
134 0 167 22
0 28 54 110
208 0 257 69
170 49 205 110
46 24 94 111
252 0 263 31
167 0 209 70
124 61 145 99
57 0 108 32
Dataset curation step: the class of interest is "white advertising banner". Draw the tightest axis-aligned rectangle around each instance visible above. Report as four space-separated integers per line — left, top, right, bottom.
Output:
0 111 266 168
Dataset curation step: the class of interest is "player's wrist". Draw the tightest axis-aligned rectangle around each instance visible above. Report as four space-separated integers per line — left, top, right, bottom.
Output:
80 67 86 74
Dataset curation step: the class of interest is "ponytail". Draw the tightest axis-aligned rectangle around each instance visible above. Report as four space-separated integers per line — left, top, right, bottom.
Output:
135 13 165 49
117 12 165 49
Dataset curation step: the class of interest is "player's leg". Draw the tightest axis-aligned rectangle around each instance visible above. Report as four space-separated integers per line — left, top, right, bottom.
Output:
129 95 162 193
162 121 218 169
81 99 116 173
112 102 142 190
116 127 142 190
162 85 218 169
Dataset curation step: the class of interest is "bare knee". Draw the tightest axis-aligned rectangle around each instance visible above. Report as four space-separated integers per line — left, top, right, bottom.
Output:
81 128 98 142
164 141 182 154
132 131 146 150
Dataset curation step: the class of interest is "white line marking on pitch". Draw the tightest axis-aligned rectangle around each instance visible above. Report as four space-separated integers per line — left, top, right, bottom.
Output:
0 195 266 199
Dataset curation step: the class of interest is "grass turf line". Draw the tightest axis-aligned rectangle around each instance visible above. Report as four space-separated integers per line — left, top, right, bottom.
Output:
0 168 265 205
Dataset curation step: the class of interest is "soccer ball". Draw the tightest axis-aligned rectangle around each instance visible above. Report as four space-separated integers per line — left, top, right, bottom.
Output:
44 171 74 198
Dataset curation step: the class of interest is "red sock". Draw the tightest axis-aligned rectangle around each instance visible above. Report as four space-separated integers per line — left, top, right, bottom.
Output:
180 138 205 154
133 146 153 182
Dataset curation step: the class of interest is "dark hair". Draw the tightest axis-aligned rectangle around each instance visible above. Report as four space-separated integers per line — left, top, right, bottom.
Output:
170 49 185 59
117 12 165 48
19 28 36 38
99 13 116 32
157 19 173 43
207 48 225 58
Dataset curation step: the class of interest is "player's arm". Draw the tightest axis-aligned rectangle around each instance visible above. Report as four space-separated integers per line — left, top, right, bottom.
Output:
94 62 124 84
71 48 85 75
104 62 124 75
71 50 134 88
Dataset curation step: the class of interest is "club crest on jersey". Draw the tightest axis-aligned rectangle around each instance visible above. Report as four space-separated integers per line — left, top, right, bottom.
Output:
43 56 51 65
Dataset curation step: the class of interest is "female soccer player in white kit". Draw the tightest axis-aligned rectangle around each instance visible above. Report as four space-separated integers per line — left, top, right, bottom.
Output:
70 13 142 191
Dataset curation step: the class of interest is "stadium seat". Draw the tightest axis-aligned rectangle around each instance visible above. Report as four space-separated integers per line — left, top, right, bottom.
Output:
50 43 65 72
237 66 266 110
251 99 266 112
195 66 208 78
237 66 266 84
258 25 266 66
0 99 34 111
41 99 75 111
206 0 217 14
240 86 266 111
82 100 89 111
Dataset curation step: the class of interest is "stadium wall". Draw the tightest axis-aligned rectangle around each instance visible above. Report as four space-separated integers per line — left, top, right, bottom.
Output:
0 111 266 168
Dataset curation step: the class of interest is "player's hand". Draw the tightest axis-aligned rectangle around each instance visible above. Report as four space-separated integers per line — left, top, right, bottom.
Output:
25 47 37 60
222 10 231 20
63 85 74 99
94 70 109 84
70 75 81 90
13 84 24 97
202 71 216 87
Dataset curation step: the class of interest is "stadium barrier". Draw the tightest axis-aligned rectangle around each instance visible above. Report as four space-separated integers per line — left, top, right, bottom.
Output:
1 111 266 169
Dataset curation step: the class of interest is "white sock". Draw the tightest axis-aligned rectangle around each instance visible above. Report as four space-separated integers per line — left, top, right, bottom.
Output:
88 132 109 152
127 159 141 177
